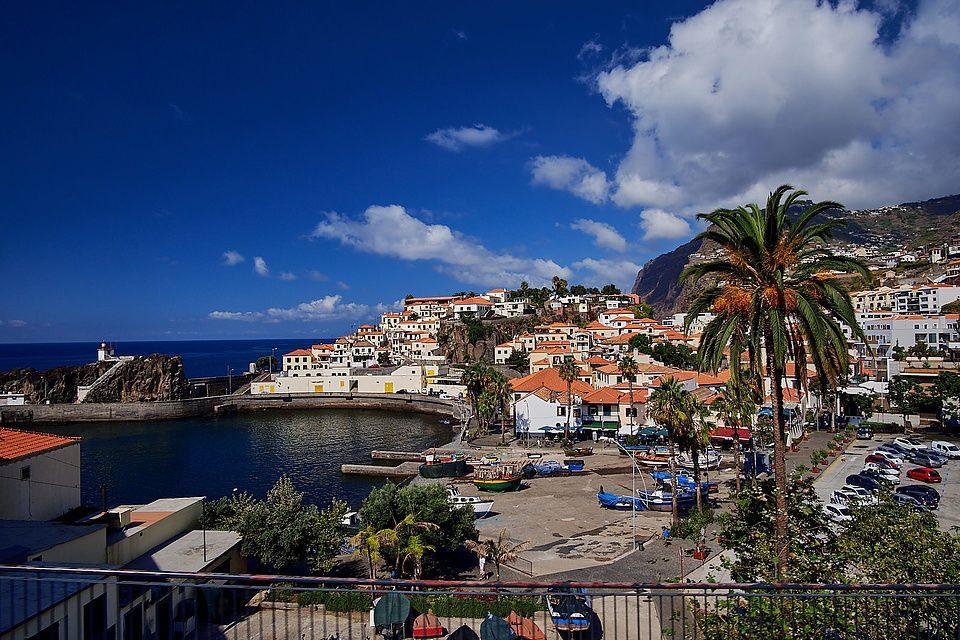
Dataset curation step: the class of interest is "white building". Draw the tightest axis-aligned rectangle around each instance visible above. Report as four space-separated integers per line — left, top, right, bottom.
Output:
0 428 81 521
893 284 960 314
452 296 494 319
858 313 960 358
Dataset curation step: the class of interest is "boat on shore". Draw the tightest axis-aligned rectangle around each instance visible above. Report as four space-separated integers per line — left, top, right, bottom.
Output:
446 485 494 518
597 487 645 511
473 463 523 492
633 447 672 468
563 446 593 457
649 471 718 494
418 453 469 479
636 488 696 512
674 450 722 470
545 587 593 633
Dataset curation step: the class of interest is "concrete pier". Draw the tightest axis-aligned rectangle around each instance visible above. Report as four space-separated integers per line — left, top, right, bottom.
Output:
370 450 426 462
340 461 421 477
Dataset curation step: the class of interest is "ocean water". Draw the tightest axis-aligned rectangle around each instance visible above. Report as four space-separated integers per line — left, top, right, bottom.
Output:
0 339 333 379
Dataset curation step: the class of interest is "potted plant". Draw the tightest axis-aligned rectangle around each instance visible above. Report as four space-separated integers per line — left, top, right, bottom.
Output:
810 449 827 473
793 464 810 482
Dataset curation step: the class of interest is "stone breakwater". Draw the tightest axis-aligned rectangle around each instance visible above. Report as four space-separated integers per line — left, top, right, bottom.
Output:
0 392 456 425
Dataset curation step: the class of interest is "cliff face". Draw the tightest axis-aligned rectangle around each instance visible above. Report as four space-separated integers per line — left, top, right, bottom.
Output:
438 316 541 363
0 355 190 404
631 236 703 318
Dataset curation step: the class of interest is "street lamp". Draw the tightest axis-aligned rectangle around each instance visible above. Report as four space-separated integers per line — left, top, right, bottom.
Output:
227 367 234 394
270 348 277 374
607 438 650 551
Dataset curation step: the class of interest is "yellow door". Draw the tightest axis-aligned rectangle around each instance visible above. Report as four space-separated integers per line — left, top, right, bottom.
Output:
385 382 394 393
313 384 324 393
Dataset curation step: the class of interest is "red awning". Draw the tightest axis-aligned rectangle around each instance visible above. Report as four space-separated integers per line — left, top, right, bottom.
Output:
710 427 752 442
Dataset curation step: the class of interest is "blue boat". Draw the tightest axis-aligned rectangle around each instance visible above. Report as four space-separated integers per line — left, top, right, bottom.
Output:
565 459 585 472
648 471 718 494
597 487 646 510
636 489 696 512
545 587 593 633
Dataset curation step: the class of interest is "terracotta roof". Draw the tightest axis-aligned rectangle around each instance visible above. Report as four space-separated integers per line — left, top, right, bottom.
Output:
584 321 610 330
510 367 594 395
0 428 79 462
284 349 313 356
583 386 648 404
651 371 699 386
695 373 726 386
487 288 506 293
454 296 494 306
586 356 613 365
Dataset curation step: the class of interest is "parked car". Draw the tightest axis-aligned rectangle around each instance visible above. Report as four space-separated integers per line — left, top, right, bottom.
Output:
840 484 880 504
915 448 949 464
896 485 940 508
864 454 899 469
846 474 882 491
893 437 927 451
856 426 873 440
861 467 898 485
932 440 960 459
824 503 854 522
908 452 944 468
862 462 900 482
906 467 942 483
892 493 927 511
878 443 911 457
871 450 905 467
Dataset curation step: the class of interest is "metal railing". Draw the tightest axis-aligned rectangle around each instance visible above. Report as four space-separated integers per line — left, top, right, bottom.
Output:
2 565 960 640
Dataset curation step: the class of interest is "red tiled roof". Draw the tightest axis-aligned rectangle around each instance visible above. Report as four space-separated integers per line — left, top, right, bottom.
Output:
0 428 79 462
455 296 494 306
510 367 594 395
284 349 313 356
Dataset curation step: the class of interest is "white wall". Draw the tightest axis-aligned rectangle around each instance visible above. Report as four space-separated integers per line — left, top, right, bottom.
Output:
513 393 582 434
0 444 81 521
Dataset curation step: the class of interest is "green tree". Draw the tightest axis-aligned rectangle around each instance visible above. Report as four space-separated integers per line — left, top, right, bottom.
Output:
556 357 580 441
650 341 697 369
712 379 756 492
489 370 513 443
552 275 569 298
255 355 279 371
570 284 587 296
467 528 527 580
682 185 868 579
681 398 712 513
461 360 494 433
648 377 692 526
628 333 653 354
504 348 529 372
601 283 621 295
617 355 640 435
377 351 393 367
633 301 654 318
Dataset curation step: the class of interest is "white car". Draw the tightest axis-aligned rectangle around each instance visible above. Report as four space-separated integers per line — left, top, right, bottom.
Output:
839 484 879 504
862 463 900 484
932 441 960 459
824 503 854 523
438 392 452 400
872 450 905 467
893 437 927 451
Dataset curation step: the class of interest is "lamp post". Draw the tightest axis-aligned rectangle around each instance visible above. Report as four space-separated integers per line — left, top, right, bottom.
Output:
608 438 650 551
270 348 277 374
227 367 233 394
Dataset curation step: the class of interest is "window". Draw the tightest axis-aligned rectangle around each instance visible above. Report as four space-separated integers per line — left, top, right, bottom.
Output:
20 465 30 481
557 407 566 417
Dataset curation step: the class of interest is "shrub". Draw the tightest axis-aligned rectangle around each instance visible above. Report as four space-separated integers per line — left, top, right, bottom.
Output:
289 591 544 617
671 509 716 540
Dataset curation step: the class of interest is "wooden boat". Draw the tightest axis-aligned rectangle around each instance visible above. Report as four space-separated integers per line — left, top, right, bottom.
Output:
545 587 593 633
597 488 645 511
563 446 594 457
649 471 719 494
446 485 494 518
473 463 523 493
565 459 586 472
413 611 444 638
636 489 696 512
674 450 722 471
419 454 469 479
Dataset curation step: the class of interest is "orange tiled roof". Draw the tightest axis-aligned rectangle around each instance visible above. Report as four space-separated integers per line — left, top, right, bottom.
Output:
510 367 594 395
455 296 494 306
284 349 313 356
0 428 79 462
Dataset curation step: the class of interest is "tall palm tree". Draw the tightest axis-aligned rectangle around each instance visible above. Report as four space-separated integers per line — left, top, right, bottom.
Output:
461 360 493 434
713 378 757 493
390 513 439 576
489 371 513 443
648 377 691 527
401 535 435 579
681 185 868 579
557 357 580 442
618 355 640 435
350 525 395 579
683 398 712 513
467 529 528 580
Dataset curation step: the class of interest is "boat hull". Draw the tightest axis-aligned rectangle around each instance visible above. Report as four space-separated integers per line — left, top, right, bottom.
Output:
419 459 469 478
473 476 522 492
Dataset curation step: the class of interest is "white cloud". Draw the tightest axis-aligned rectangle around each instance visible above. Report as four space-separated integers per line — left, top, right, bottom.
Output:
639 209 691 241
222 250 245 266
209 295 379 323
572 258 643 287
570 218 628 252
589 0 960 212
578 40 604 60
253 256 269 277
530 155 610 204
310 204 570 288
0 319 27 328
306 270 328 281
278 271 297 281
425 124 509 151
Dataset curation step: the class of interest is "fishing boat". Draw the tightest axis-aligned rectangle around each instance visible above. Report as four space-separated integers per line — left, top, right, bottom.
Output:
419 453 469 479
473 463 523 492
563 446 594 457
674 450 723 470
636 488 696 512
412 611 444 638
446 485 494 518
564 459 586 472
545 587 593 633
597 488 645 511
633 447 672 468
648 471 719 494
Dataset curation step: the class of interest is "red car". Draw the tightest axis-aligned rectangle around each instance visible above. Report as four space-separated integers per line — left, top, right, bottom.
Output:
865 454 899 469
906 467 942 483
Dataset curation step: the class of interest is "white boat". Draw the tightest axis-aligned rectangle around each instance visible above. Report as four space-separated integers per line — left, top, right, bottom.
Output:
674 450 722 470
446 485 494 518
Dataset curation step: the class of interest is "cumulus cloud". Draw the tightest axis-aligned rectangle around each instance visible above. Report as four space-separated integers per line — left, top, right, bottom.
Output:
209 295 379 323
278 271 297 281
589 0 960 212
570 218 628 252
573 258 643 287
425 124 510 151
253 256 269 277
639 209 692 241
222 250 245 266
310 204 571 287
530 155 610 204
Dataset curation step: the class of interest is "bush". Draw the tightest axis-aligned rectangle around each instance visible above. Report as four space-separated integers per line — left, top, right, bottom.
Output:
296 590 374 611
287 591 544 617
671 509 716 540
861 421 906 434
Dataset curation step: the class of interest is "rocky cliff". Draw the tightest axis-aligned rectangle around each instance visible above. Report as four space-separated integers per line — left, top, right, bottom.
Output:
0 355 190 404
438 316 541 363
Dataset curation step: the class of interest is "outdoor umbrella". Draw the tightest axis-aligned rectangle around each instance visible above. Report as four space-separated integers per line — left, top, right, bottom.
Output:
413 611 445 638
373 592 411 628
447 625 480 640
480 614 516 640
506 612 545 640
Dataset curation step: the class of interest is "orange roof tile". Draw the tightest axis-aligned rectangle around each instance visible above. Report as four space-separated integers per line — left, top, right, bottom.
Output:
284 349 313 356
0 428 79 462
455 296 494 306
510 367 594 396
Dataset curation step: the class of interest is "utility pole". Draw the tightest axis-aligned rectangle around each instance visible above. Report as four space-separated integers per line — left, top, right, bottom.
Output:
227 367 233 394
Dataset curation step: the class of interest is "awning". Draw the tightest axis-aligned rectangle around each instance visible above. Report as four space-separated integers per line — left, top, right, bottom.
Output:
709 427 752 442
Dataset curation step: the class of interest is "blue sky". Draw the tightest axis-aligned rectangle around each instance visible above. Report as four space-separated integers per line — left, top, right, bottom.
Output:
2 0 957 342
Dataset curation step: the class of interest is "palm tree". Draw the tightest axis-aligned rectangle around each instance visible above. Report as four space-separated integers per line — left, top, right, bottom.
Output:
401 534 435 579
489 371 513 443
713 378 757 493
683 398 712 513
390 513 439 576
350 525 395 579
461 360 493 434
681 185 869 579
556 357 580 442
618 355 640 435
648 377 691 527
467 529 527 580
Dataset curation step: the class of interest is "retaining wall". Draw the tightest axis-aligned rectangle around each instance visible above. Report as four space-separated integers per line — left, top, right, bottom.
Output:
0 393 456 425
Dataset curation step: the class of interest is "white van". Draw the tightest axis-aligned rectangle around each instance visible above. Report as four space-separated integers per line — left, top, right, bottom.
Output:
932 441 960 459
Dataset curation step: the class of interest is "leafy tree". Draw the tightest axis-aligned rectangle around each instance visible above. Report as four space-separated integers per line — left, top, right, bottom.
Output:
680 398 712 512
358 484 477 576
712 378 756 492
892 345 907 361
650 341 697 369
504 348 529 372
842 391 877 420
601 283 621 295
461 360 494 432
648 377 692 526
488 370 513 443
377 351 393 367
618 355 640 435
556 357 580 441
633 301 654 318
682 185 868 579
462 317 490 345
569 284 587 296
628 333 653 354
552 275 569 297
256 355 279 371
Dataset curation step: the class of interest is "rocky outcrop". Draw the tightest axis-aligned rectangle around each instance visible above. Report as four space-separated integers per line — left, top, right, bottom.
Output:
0 355 189 404
438 316 541 363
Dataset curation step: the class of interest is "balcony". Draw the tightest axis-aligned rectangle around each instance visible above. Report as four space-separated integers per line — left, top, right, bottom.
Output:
3 566 960 640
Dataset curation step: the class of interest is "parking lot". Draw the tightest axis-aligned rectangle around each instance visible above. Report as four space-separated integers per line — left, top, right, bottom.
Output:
815 434 960 530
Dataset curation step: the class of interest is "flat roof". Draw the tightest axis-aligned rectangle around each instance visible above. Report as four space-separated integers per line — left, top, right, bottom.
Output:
0 521 105 564
0 566 106 634
124 530 241 572
107 497 203 544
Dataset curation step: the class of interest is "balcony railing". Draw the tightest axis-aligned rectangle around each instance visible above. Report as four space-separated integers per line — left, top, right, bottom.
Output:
3 565 960 640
